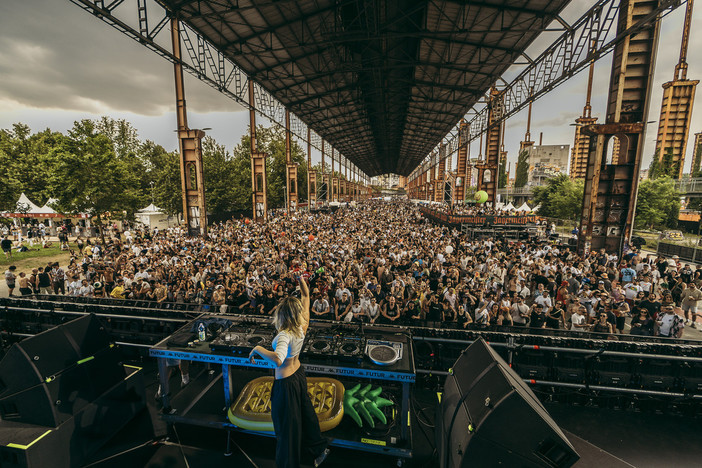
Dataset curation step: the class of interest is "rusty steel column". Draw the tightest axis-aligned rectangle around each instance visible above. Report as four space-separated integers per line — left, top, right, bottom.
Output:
339 155 349 201
284 110 298 212
331 149 339 202
171 17 207 236
476 87 502 206
454 119 468 205
320 141 327 203
307 128 316 209
652 0 698 178
578 0 661 256
570 44 598 180
427 157 435 201
435 147 446 203
424 165 429 200
249 79 268 222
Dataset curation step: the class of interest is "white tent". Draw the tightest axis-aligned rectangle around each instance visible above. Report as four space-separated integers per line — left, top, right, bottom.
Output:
37 199 58 215
137 203 162 215
516 202 532 212
16 193 42 215
503 202 516 211
136 204 179 229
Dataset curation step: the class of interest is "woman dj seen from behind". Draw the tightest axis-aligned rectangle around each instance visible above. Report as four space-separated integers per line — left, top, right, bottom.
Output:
248 277 330 468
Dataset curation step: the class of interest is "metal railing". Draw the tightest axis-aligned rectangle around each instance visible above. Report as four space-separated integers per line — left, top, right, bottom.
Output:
497 186 533 196
674 178 702 194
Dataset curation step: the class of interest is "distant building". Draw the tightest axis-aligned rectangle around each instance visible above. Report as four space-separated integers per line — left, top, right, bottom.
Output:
527 144 570 185
371 174 401 189
692 132 702 176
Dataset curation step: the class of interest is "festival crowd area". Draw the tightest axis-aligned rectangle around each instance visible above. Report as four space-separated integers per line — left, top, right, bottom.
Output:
3 201 699 338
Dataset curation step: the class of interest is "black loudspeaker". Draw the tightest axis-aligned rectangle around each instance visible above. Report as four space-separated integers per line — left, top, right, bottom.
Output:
0 315 146 468
0 315 125 427
437 338 579 468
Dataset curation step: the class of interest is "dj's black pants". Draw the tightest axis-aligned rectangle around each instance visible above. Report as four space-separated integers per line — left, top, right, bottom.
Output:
271 367 328 468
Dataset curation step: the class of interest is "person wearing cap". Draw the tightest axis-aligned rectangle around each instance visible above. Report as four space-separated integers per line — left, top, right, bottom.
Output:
311 291 330 318
657 305 685 338
510 296 529 326
93 281 106 298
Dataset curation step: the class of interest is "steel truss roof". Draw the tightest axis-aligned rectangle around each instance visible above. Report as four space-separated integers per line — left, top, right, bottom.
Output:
161 0 571 176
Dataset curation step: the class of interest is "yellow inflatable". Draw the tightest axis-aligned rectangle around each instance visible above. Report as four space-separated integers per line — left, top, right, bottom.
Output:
228 376 345 432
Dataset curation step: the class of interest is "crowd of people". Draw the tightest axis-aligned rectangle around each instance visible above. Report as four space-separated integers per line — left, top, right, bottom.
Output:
3 201 698 339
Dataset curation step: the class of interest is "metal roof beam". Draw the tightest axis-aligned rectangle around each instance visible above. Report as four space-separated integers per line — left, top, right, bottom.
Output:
220 3 339 48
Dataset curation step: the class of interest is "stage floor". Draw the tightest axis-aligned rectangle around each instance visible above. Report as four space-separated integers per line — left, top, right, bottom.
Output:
85 360 702 468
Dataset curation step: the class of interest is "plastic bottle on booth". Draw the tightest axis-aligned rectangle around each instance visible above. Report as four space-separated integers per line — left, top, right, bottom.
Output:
198 322 206 342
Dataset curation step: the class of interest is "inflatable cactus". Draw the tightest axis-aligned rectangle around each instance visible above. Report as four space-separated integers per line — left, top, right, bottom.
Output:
343 383 394 428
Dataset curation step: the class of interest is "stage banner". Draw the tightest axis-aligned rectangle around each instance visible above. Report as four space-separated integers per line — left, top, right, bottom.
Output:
419 206 538 227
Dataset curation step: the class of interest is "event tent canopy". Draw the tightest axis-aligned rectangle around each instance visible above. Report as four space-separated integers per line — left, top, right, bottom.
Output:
1 193 63 218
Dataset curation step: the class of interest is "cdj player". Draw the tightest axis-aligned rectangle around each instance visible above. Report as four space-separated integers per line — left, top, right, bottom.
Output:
210 322 275 356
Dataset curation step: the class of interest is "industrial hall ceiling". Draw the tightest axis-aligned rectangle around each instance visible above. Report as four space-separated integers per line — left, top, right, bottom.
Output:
161 0 572 176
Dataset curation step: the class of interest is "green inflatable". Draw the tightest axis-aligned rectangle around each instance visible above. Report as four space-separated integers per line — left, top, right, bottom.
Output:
343 384 394 429
474 190 488 204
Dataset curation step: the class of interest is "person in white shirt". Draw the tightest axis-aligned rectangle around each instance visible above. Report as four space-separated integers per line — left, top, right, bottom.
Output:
311 293 330 318
570 306 587 332
68 276 83 296
78 279 94 297
510 296 530 326
517 281 530 299
134 266 149 281
657 305 685 338
623 280 642 302
534 291 553 313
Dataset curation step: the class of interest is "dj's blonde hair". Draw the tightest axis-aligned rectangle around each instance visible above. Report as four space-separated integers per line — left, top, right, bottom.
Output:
273 296 304 338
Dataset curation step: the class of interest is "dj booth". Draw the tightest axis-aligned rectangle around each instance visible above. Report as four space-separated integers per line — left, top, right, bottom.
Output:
150 314 415 461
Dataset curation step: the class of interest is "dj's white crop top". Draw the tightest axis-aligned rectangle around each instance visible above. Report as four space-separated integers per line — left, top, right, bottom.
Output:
272 328 304 364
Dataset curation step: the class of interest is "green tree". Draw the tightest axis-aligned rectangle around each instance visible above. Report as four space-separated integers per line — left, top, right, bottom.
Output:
498 154 508 189
532 174 584 220
650 147 679 180
49 120 141 243
648 149 660 179
692 143 702 178
202 136 241 214
514 149 529 188
95 117 140 160
230 125 308 211
634 176 681 230
140 140 182 216
0 124 64 206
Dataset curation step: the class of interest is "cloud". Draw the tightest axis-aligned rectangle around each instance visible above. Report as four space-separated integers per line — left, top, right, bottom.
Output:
0 0 240 116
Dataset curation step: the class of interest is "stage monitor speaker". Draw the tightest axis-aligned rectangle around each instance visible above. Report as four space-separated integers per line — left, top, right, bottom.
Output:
437 338 579 468
0 315 125 427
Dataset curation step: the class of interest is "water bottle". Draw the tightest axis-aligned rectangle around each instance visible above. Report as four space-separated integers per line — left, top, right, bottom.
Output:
198 322 206 342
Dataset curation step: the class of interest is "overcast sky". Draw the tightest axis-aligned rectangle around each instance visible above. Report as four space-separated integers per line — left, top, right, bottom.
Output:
1 0 701 176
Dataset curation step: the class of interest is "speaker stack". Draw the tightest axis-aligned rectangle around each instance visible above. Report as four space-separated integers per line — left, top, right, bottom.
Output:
0 315 146 468
436 338 579 468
